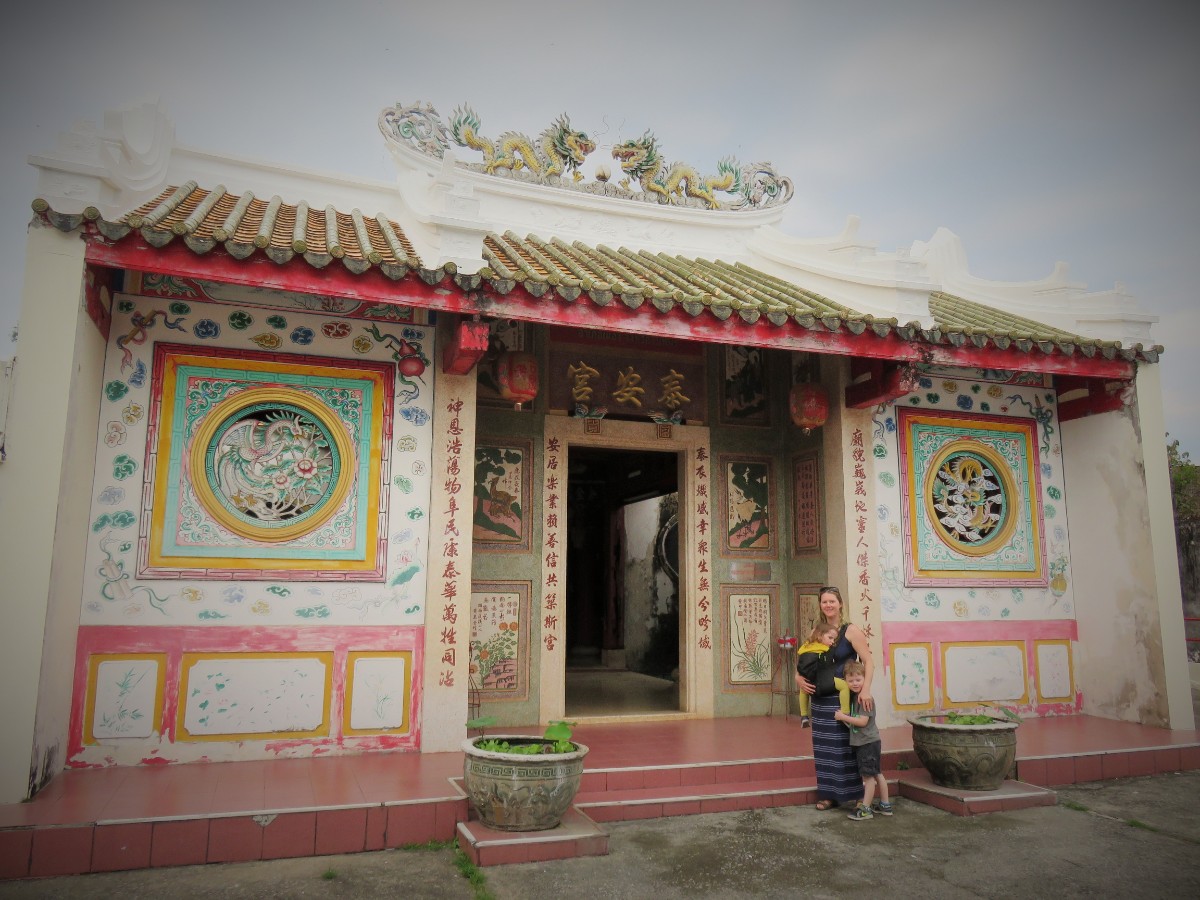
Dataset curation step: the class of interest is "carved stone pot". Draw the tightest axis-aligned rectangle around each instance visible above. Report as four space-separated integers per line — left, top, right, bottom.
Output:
908 715 1019 791
461 736 589 831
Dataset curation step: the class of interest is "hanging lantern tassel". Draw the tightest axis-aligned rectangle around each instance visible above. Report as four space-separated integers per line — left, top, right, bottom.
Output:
494 351 539 411
789 382 830 434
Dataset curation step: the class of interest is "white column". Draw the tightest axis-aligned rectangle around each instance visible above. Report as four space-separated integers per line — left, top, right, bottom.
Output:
1061 364 1193 728
0 225 101 801
1134 364 1194 729
418 319 477 752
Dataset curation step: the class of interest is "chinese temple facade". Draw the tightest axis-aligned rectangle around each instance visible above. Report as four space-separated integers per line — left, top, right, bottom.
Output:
0 99 1190 802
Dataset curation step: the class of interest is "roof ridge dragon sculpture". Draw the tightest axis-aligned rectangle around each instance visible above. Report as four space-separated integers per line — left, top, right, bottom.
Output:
449 105 596 182
378 101 793 211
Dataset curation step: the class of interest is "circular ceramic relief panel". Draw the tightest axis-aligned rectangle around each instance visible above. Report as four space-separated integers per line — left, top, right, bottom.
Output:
188 387 354 542
922 440 1017 558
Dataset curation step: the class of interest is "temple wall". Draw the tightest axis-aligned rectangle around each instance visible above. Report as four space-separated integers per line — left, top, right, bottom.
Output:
870 367 1079 727
68 279 436 765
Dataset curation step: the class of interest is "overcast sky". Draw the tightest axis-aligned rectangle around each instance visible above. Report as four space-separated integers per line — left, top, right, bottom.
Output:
2 1 1197 455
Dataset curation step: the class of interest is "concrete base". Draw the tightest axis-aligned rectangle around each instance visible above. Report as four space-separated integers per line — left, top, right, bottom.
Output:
899 768 1056 816
456 807 608 867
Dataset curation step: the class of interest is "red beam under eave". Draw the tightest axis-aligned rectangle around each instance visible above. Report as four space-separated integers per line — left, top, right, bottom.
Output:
83 234 1137 381
1057 383 1131 421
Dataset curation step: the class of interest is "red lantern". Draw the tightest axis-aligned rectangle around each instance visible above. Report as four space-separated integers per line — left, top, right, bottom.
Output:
789 382 829 434
494 351 539 409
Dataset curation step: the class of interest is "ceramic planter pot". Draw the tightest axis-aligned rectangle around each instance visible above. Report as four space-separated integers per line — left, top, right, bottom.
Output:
908 714 1019 791
461 735 590 831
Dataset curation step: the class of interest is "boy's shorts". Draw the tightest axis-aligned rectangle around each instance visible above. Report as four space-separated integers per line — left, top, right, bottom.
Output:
853 740 882 777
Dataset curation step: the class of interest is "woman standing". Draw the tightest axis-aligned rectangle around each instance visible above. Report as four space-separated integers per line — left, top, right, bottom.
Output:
796 586 874 810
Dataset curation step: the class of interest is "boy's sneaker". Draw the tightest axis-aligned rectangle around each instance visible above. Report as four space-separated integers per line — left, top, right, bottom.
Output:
847 804 873 821
872 801 894 816
800 716 811 728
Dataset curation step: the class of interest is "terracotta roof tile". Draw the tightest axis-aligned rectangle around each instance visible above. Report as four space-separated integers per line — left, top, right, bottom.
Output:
31 187 1162 365
91 184 422 276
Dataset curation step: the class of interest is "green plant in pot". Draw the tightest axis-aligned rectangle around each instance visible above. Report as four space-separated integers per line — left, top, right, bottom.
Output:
908 705 1022 791
461 718 589 831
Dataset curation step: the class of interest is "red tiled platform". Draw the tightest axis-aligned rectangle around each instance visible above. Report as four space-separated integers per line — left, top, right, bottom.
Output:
1 714 1196 878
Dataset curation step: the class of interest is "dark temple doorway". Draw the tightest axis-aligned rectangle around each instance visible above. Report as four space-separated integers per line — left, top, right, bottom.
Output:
565 446 680 716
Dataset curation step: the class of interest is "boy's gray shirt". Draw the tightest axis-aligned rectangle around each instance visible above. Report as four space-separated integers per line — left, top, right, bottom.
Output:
846 698 879 746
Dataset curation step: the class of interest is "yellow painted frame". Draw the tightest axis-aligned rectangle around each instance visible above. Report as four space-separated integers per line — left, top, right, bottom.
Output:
343 650 413 736
148 351 387 572
1033 638 1075 703
889 642 935 711
900 410 1045 584
176 651 334 741
83 653 167 744
921 440 1019 558
940 640 1030 706
187 387 356 543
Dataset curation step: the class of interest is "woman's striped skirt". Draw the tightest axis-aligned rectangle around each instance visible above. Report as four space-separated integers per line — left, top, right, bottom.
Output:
810 693 864 805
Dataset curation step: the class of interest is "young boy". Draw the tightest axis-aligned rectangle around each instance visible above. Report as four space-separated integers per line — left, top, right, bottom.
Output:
835 660 894 820
794 623 851 726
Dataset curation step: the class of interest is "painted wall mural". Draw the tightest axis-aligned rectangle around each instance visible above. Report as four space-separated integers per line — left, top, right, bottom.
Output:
126 272 431 327
345 652 412 734
719 346 768 426
719 455 775 558
722 585 778 688
897 408 1046 586
85 654 165 741
71 626 422 764
472 441 532 552
82 293 435 627
178 653 333 740
469 582 531 701
874 368 1078 716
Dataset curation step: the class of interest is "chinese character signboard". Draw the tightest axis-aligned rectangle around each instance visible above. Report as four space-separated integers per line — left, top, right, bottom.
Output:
546 328 705 422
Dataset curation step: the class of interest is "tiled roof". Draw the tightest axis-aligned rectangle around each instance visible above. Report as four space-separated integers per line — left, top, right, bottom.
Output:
927 291 1133 358
482 232 864 329
32 188 1161 364
34 184 422 276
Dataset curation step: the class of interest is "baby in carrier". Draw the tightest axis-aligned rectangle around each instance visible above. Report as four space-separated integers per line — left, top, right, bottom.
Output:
795 622 851 727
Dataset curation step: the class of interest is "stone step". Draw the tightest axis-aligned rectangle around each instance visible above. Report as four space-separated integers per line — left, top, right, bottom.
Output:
456 808 608 867
898 769 1057 815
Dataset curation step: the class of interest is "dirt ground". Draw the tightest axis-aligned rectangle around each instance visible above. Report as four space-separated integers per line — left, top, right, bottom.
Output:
2 769 1198 899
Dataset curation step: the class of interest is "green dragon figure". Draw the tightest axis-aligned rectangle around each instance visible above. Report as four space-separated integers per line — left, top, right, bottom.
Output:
611 132 739 209
449 105 596 181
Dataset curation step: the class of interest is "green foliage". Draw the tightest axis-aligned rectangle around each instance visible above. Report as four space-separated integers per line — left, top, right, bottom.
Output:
944 713 997 725
321 868 338 880
470 720 577 754
466 715 498 732
400 838 454 852
1061 799 1090 812
453 846 493 899
940 704 1022 725
1168 436 1200 522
